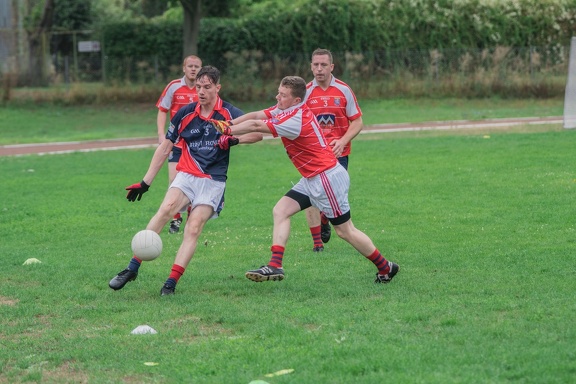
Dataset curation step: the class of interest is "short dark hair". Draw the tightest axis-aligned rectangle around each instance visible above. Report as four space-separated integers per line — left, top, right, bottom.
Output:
311 48 333 64
196 65 220 84
280 76 307 100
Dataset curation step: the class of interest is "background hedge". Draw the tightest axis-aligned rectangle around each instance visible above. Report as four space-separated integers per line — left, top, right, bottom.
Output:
101 0 576 65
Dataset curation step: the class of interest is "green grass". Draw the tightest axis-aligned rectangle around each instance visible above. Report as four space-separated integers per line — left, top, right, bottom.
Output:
0 97 564 145
1 127 575 383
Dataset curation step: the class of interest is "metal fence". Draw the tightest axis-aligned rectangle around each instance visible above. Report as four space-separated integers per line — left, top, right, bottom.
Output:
62 46 570 82
1 25 569 98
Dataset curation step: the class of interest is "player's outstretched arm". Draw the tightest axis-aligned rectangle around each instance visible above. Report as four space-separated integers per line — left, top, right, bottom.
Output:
125 140 173 201
229 119 270 135
214 132 263 150
230 110 267 125
238 132 264 144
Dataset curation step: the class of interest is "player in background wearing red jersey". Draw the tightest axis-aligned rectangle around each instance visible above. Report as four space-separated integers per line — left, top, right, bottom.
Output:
211 76 399 284
109 66 263 295
304 48 364 252
156 55 202 234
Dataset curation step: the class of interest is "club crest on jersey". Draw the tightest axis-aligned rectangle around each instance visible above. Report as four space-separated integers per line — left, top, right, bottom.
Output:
334 98 341 106
316 113 335 128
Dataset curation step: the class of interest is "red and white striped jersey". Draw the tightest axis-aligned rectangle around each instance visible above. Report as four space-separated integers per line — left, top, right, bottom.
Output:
305 76 362 157
264 103 338 178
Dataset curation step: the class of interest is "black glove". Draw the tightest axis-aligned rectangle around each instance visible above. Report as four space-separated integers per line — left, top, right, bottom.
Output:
215 135 239 150
125 180 150 202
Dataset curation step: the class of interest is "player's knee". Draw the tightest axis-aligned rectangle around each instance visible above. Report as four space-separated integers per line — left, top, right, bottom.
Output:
183 220 204 239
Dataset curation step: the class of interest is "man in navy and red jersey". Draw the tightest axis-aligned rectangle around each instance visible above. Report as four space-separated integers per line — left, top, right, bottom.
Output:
156 55 202 234
304 48 364 252
212 76 399 284
109 66 263 296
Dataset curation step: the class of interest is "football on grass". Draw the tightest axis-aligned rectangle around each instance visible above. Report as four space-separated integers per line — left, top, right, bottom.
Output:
131 230 162 261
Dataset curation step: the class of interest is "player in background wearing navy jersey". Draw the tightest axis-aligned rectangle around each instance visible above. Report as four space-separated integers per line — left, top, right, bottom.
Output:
109 66 263 296
211 76 399 284
156 55 202 234
304 48 364 252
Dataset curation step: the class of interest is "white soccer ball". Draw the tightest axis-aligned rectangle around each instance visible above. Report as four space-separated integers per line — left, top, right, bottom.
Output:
131 230 162 261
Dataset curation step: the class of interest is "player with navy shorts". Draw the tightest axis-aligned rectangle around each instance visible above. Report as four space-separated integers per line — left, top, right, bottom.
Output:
211 76 399 284
109 66 263 295
304 48 364 252
156 55 202 234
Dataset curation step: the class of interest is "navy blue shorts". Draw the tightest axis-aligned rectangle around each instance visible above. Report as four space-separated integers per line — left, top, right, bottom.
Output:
338 156 349 170
168 146 182 163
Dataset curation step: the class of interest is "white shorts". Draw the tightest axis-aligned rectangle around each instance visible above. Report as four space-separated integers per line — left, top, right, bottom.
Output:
170 172 225 219
291 164 350 219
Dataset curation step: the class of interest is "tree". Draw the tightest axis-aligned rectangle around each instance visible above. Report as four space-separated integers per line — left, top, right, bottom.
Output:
26 0 55 86
177 0 242 56
179 0 201 55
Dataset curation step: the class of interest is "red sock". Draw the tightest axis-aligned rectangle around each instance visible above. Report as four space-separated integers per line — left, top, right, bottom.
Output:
168 264 186 282
268 245 285 268
310 226 323 248
367 249 390 275
173 213 182 220
320 213 329 225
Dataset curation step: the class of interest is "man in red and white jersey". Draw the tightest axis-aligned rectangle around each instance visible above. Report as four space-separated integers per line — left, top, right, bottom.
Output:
212 76 399 285
304 48 364 252
156 55 202 234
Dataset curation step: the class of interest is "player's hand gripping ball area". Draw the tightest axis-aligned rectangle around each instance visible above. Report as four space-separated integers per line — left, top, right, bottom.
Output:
131 230 163 261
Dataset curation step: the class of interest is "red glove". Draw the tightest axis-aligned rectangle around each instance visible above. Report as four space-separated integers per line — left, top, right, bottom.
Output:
125 180 150 202
209 119 232 135
215 135 240 150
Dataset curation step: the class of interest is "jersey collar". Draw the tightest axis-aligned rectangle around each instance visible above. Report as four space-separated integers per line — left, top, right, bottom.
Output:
194 96 225 119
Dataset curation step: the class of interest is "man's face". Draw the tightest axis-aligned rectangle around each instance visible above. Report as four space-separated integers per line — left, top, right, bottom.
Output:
275 85 300 110
195 75 220 106
311 54 334 83
183 57 202 81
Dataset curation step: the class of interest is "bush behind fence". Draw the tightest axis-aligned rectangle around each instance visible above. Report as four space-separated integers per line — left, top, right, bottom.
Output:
40 45 569 102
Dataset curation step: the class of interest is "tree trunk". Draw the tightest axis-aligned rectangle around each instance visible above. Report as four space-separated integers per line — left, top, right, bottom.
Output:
180 0 201 56
27 0 55 86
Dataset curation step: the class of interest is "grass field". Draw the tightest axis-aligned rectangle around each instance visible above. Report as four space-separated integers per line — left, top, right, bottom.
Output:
0 97 564 145
1 122 574 382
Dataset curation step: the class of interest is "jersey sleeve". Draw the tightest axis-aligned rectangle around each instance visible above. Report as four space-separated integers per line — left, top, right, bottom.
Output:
156 81 179 112
342 85 362 120
265 109 301 140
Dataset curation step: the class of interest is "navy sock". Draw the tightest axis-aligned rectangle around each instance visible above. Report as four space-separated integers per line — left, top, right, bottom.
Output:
128 257 142 272
164 277 177 288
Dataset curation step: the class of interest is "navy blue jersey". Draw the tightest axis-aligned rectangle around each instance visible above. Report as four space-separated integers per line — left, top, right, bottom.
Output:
167 97 243 182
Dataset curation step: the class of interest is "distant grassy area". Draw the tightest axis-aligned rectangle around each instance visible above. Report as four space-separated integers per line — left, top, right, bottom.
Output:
0 97 564 145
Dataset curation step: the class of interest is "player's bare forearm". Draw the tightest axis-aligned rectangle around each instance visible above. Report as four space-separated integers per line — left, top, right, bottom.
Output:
230 119 270 135
157 111 168 143
142 140 172 185
238 132 264 144
230 110 267 125
332 118 364 157
342 117 364 144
